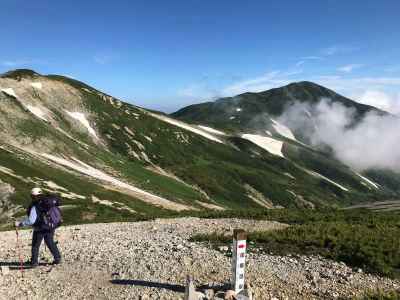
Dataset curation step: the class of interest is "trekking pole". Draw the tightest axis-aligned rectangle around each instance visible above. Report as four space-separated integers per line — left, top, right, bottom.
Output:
15 226 24 277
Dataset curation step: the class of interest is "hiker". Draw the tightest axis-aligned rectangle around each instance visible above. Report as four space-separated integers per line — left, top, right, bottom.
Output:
14 187 62 268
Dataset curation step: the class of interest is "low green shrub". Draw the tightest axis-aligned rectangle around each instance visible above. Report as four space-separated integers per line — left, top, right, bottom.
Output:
190 209 400 279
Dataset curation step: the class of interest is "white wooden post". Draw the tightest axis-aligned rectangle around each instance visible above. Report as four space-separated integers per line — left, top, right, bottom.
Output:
231 229 247 294
184 275 197 300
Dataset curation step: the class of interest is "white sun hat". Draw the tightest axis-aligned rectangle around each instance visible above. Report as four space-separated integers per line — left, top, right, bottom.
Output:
31 187 43 196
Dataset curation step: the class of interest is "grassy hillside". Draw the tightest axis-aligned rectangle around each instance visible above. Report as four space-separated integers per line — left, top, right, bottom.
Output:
0 70 398 226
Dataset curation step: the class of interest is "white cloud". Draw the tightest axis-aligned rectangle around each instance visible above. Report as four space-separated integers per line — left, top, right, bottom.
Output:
296 61 305 67
175 61 400 116
176 69 302 106
354 90 400 114
279 99 400 171
177 83 220 100
285 69 303 76
172 72 400 116
303 76 400 114
182 69 400 103
301 56 323 60
313 76 400 91
221 73 400 115
93 52 118 65
1 59 46 67
93 55 111 65
337 64 364 73
321 45 360 56
222 71 291 96
322 47 339 56
2 60 26 67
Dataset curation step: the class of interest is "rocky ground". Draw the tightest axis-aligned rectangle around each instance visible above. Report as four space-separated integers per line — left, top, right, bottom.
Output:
0 218 398 300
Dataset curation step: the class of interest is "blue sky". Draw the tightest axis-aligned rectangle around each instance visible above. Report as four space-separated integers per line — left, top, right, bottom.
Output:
1 0 400 113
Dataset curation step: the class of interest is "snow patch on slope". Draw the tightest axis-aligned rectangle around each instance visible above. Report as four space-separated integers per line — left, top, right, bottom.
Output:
304 169 349 192
1 87 48 122
271 119 297 141
42 181 84 199
1 88 17 98
44 181 68 192
196 201 225 211
356 173 380 189
26 105 47 121
39 180 86 199
55 127 90 149
245 184 274 209
65 111 98 139
144 135 153 142
198 125 227 136
40 153 192 211
60 192 86 200
30 82 42 90
148 113 224 144
124 126 135 136
0 166 24 181
241 134 284 158
91 195 136 213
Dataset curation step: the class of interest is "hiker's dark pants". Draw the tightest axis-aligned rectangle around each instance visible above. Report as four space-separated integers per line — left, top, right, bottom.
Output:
31 229 61 264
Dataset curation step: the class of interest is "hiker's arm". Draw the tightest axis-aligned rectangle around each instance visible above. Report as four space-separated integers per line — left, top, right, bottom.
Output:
19 207 37 227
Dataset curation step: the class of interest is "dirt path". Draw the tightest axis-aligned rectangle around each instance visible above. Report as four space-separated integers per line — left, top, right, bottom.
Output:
0 218 398 299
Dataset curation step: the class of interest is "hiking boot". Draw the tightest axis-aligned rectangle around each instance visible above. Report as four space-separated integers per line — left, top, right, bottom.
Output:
51 259 62 266
25 261 38 268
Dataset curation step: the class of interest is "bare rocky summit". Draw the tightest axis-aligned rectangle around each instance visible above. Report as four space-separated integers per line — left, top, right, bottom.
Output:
0 218 398 299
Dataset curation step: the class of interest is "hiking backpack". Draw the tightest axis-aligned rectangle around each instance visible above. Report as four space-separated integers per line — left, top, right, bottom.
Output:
37 195 63 230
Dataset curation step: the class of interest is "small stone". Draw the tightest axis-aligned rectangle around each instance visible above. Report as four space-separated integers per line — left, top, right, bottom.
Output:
346 274 353 280
218 246 229 252
224 290 236 300
1 266 10 276
195 291 206 300
204 289 215 299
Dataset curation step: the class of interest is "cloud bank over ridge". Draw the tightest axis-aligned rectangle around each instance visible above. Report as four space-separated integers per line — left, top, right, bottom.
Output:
278 99 400 171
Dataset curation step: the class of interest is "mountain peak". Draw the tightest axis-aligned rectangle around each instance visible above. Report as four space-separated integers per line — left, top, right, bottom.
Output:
1 69 41 80
172 80 383 126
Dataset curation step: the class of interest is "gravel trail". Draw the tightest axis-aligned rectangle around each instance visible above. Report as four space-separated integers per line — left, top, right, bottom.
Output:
0 218 398 299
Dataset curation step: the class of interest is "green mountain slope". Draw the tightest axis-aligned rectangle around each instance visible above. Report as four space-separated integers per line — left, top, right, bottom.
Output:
0 70 397 227
171 81 400 200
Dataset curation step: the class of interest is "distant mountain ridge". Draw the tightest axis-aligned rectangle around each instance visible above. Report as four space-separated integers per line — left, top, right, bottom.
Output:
172 81 385 130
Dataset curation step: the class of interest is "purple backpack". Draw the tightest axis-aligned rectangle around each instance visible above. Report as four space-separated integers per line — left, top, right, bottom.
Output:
38 195 63 230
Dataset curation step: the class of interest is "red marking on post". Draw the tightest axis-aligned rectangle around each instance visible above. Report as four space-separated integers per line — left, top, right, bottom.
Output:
238 244 245 249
